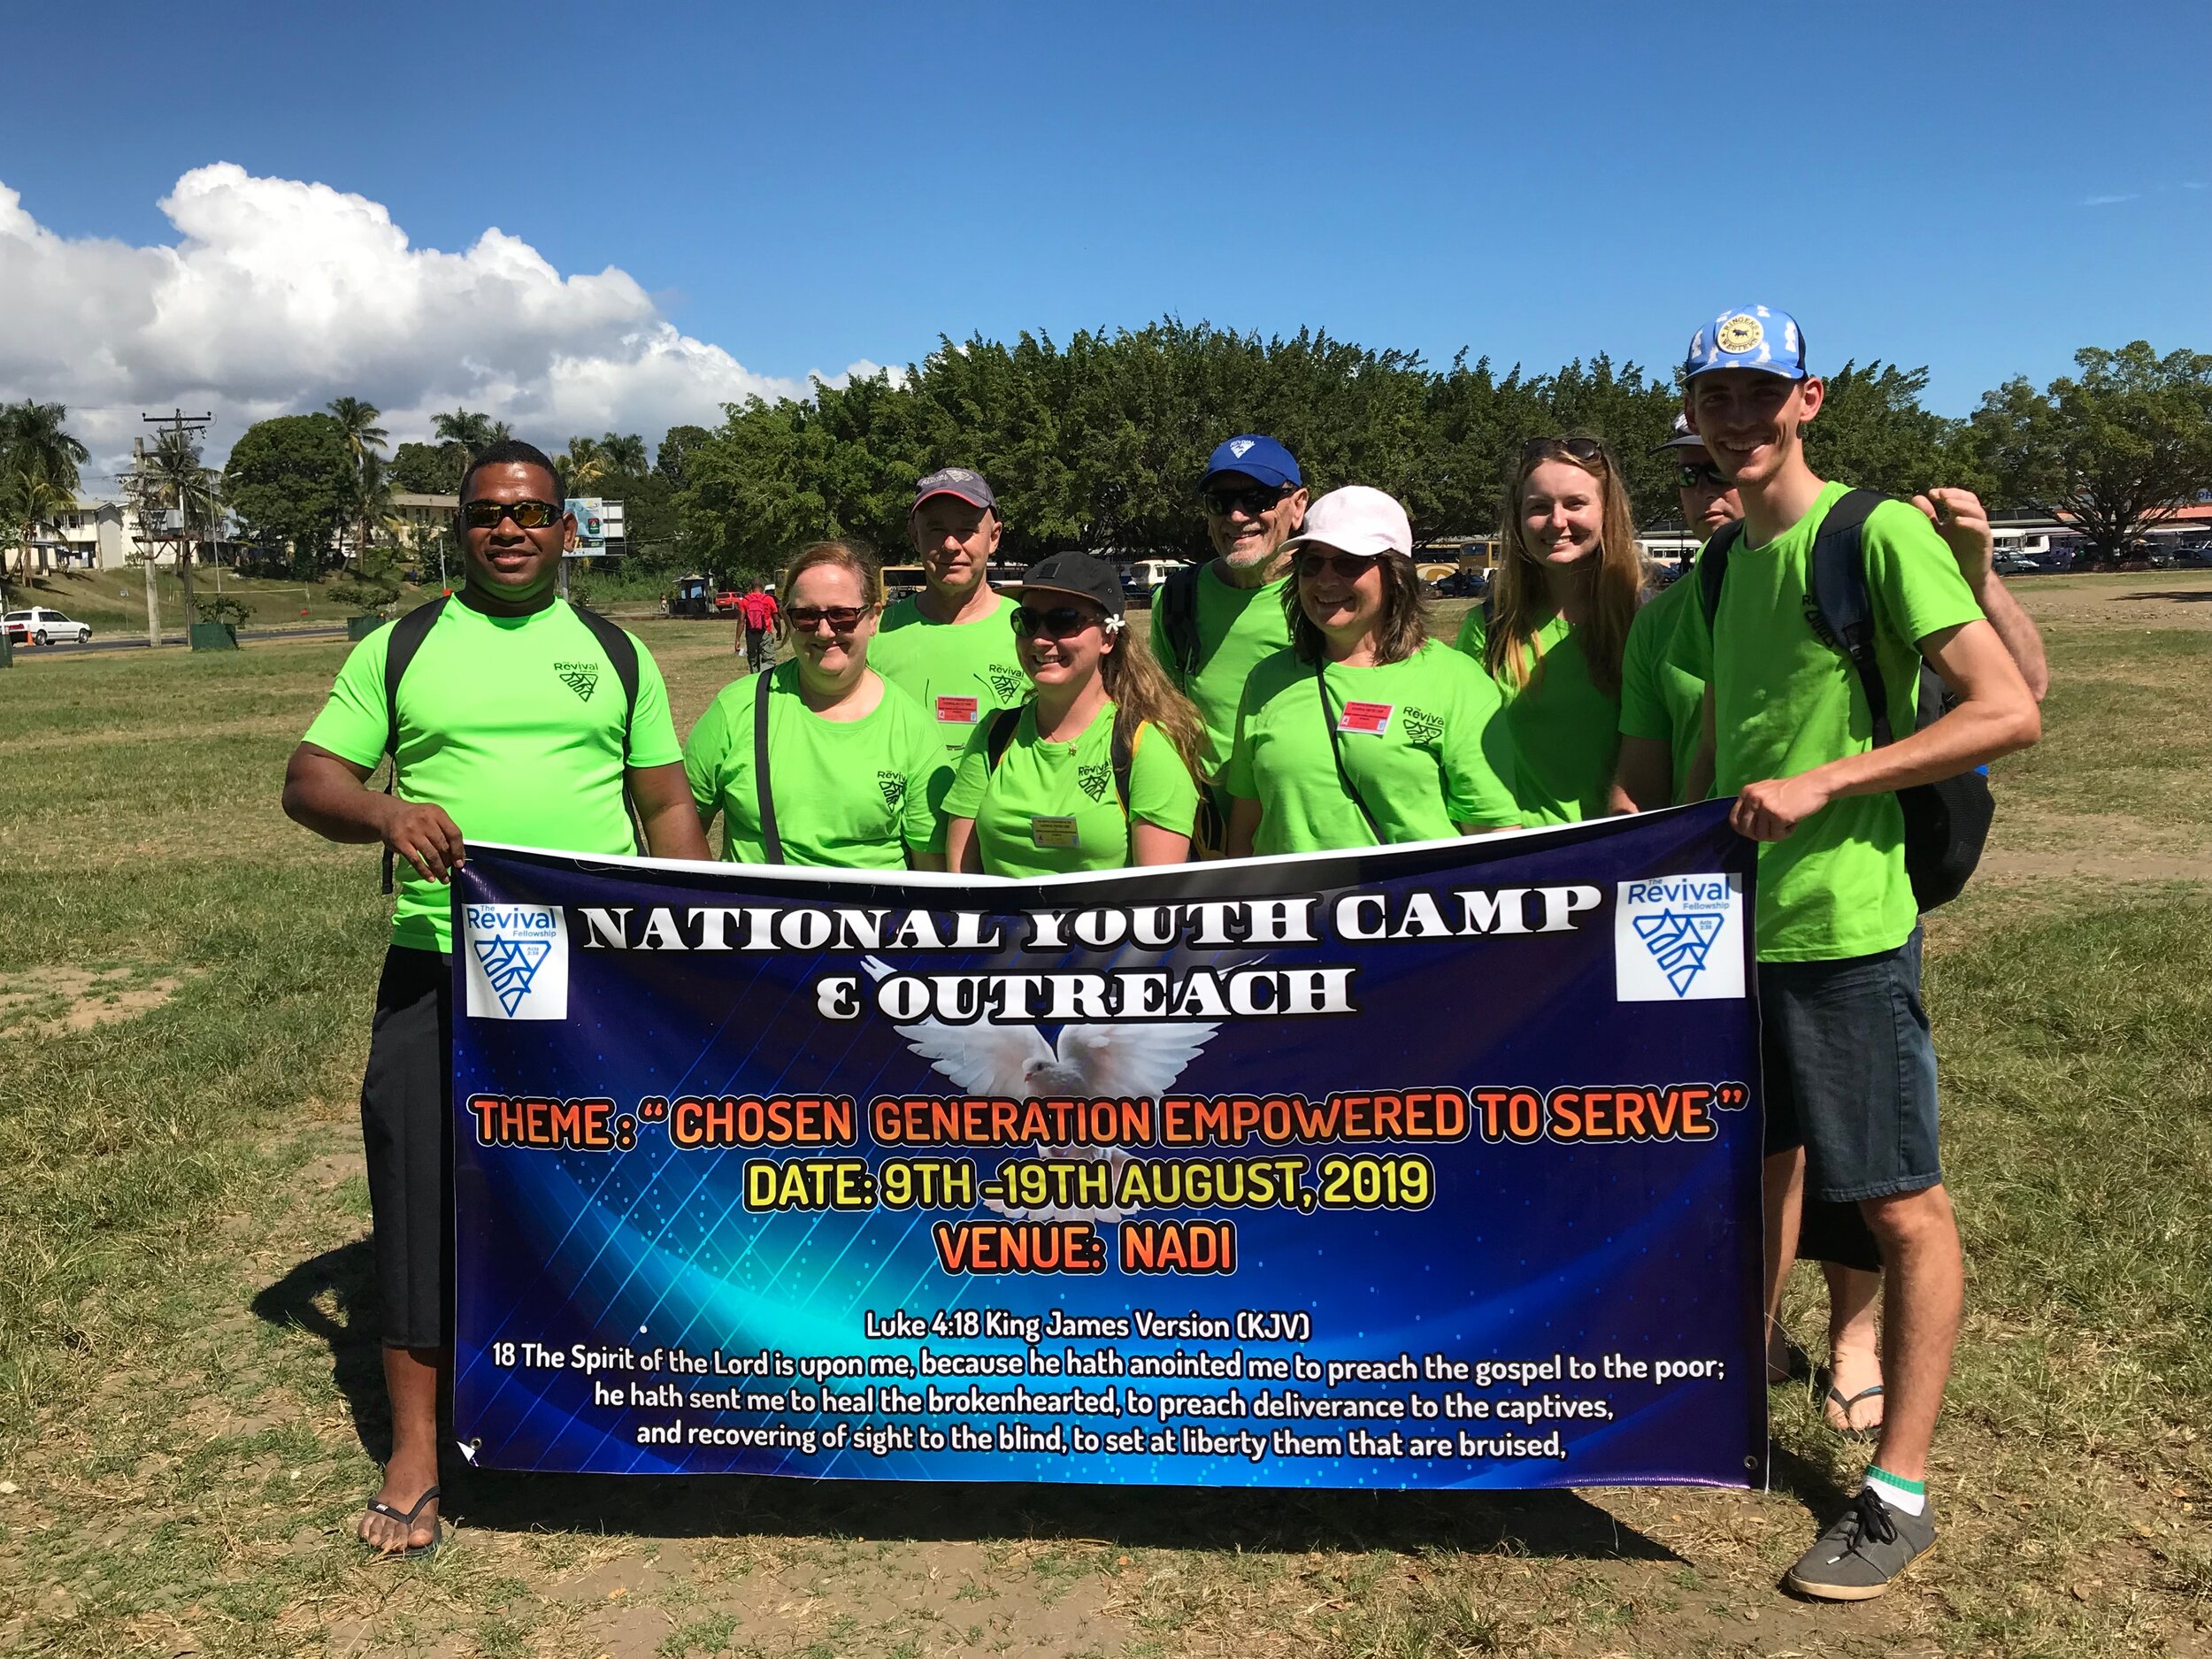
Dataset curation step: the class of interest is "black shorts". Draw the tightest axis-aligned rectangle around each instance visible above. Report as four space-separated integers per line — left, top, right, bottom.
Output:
359 945 452 1351
1757 926 1942 1206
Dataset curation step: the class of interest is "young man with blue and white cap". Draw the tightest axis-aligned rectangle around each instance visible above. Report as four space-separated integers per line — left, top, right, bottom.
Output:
1677 305 2041 1599
1154 435 1309 819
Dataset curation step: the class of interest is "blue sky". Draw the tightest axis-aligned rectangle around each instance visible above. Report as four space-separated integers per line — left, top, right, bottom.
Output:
4 0 2207 468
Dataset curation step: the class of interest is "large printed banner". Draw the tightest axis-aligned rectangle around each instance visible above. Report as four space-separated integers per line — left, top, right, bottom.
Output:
451 802 1767 1489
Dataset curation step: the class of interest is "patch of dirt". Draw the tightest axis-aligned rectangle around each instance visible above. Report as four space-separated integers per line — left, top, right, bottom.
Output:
2017 574 2212 629
1979 849 2212 883
0 965 184 1039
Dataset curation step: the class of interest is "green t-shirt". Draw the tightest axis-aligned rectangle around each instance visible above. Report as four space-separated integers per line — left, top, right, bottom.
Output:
682 663 942 867
302 598 682 954
1220 641 1521 855
1454 608 1619 826
1676 481 1985 963
941 701 1200 878
1617 572 1708 803
1159 564 1294 781
869 590 1028 760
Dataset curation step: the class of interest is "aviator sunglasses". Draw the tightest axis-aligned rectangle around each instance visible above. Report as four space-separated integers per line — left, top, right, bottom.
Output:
1678 461 1731 490
1521 435 1609 468
1295 550 1381 580
461 498 564 530
785 604 872 634
1012 604 1102 641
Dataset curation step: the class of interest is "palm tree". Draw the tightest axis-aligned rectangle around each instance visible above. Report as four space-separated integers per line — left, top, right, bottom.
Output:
600 432 649 475
326 397 388 562
138 428 224 618
563 435 609 490
0 402 91 496
0 463 75 604
431 408 500 455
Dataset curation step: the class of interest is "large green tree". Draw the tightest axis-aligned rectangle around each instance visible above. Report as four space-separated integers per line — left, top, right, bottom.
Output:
1969 342 2212 564
389 440 467 495
223 413 354 573
0 401 90 497
431 408 509 455
325 396 389 565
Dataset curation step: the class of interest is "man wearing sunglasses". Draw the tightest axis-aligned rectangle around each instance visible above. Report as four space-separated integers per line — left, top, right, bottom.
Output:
280 438 707 1559
870 467 1027 813
1155 435 1310 830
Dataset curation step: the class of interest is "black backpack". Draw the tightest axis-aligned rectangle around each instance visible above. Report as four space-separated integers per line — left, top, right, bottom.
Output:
1698 490 1993 912
984 704 1134 811
376 596 642 893
1155 563 1203 683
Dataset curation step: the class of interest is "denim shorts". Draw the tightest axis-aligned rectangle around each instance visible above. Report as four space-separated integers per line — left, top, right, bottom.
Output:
1756 926 1942 1204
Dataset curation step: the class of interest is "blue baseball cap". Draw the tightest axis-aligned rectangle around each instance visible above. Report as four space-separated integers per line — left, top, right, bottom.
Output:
1683 305 1809 381
1202 434 1302 490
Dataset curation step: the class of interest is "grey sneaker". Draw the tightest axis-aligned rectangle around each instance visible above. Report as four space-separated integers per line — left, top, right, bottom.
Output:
1784 1486 1937 1601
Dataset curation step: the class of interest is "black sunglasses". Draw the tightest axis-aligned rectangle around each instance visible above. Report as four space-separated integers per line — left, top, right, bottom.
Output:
785 604 872 634
1012 604 1101 640
1201 484 1291 518
1678 461 1731 490
461 498 565 530
1295 550 1382 580
1521 436 1609 467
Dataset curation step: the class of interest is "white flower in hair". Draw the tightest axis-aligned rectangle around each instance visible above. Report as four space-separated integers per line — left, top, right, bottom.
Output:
1102 614 1126 634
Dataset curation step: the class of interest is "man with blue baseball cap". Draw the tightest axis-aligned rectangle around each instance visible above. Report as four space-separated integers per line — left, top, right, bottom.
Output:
1153 435 1309 833
1675 304 2041 1600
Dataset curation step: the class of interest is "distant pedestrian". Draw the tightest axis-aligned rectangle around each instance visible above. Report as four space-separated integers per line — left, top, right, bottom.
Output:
735 581 779 671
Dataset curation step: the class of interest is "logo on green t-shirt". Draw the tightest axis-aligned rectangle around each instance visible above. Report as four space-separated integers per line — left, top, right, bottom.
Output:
1076 763 1110 803
554 661 602 701
1399 704 1443 746
877 771 907 809
985 664 1025 703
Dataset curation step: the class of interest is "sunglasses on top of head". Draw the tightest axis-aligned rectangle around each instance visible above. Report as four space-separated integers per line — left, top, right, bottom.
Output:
1201 484 1291 518
1011 604 1101 641
785 603 872 634
1521 436 1609 468
1678 461 1731 490
461 498 564 530
1295 549 1382 580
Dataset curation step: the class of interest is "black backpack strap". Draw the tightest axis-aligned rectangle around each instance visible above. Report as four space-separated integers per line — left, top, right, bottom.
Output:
752 672 783 864
984 706 1024 769
1696 520 1746 626
1110 713 1135 816
1157 564 1202 682
1315 664 1386 844
1803 490 1890 744
565 602 641 753
379 596 450 895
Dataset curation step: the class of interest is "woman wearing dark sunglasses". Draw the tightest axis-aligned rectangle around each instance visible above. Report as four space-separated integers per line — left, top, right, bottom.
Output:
682 541 944 869
941 552 1202 876
1456 437 1643 824
1220 487 1519 856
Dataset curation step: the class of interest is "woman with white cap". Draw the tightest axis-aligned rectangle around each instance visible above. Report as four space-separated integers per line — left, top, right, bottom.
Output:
941 551 1203 876
1458 436 1643 824
1221 486 1520 855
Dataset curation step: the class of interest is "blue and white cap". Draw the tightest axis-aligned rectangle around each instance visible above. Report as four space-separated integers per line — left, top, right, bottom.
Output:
1683 305 1809 381
1202 434 1302 490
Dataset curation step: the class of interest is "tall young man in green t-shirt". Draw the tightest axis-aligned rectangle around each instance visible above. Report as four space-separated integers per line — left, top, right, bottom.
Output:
868 467 1026 813
1157 434 1310 810
1678 308 2040 1598
281 440 707 1556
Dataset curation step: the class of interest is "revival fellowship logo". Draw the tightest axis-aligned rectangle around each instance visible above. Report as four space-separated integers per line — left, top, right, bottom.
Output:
463 903 571 1020
1613 873 1746 1002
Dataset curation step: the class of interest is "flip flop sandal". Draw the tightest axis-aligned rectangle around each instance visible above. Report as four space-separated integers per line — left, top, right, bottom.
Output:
361 1483 443 1560
1812 1367 1886 1437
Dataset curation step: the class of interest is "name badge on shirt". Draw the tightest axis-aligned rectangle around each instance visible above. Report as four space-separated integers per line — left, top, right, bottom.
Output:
1030 816 1080 849
1338 700 1395 735
936 695 980 725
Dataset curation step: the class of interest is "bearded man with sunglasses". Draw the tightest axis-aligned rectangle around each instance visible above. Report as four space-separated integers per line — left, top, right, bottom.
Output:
1155 436 1310 833
282 439 707 1558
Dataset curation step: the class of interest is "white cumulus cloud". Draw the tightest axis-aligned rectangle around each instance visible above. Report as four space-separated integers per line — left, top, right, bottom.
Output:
0 163 882 487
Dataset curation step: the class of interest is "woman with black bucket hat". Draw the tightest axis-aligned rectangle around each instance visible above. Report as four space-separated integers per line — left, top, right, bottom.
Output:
941 552 1204 876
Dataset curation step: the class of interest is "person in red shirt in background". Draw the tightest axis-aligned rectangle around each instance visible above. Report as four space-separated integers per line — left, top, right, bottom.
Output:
736 580 780 672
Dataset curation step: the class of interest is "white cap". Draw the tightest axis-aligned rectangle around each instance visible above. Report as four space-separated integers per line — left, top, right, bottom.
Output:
1280 485 1412 560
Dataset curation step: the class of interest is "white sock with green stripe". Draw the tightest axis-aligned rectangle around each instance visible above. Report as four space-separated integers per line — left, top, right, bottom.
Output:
1864 1464 1927 1517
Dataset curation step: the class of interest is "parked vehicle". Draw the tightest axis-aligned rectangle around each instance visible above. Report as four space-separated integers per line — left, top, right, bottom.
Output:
3 607 92 645
667 574 714 618
1432 570 1490 599
1993 551 2040 576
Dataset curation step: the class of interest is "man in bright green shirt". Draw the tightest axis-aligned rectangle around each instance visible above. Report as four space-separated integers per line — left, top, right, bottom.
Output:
684 664 942 865
282 440 706 1561
1677 306 2039 1601
868 467 1027 811
1156 435 1310 792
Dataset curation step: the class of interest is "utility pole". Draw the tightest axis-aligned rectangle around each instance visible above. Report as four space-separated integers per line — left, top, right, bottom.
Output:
131 409 213 647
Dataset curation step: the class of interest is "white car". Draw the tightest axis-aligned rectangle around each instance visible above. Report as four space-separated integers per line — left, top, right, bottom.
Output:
3 607 93 645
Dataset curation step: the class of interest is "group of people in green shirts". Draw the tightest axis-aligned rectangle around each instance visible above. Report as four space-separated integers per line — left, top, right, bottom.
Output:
288 302 2047 1603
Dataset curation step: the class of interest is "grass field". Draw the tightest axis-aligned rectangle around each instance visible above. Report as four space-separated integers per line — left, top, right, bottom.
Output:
2 574 2208 1657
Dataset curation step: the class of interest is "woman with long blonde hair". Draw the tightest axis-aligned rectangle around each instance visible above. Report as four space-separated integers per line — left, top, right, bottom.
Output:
683 540 946 869
1456 436 1644 823
942 552 1202 874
